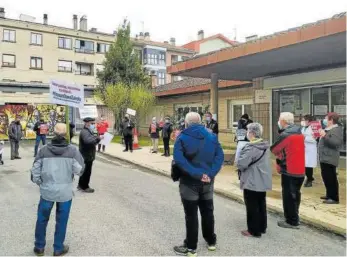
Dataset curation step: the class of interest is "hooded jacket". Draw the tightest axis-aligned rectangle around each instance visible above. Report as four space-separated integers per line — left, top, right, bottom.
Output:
237 140 272 192
270 125 305 177
173 124 224 184
31 136 85 202
318 125 343 167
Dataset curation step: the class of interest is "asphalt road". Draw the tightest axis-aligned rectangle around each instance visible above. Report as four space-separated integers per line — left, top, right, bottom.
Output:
0 142 346 256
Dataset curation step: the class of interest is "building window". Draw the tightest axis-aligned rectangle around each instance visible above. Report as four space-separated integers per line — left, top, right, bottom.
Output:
58 37 72 49
30 33 42 45
96 43 110 53
3 29 16 42
2 54 16 67
58 60 72 72
75 63 93 75
159 52 166 65
145 53 159 65
228 101 253 129
75 40 94 54
30 57 43 69
158 72 166 85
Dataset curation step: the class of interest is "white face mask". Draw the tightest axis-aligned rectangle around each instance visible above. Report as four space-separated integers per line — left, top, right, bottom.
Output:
301 121 307 127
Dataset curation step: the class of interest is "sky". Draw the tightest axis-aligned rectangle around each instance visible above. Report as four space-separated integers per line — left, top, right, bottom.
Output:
1 0 347 45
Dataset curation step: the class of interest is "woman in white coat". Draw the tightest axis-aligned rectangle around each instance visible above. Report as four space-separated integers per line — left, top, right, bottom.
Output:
301 115 317 187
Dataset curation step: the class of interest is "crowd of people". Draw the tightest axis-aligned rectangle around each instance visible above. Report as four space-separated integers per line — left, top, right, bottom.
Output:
22 109 343 256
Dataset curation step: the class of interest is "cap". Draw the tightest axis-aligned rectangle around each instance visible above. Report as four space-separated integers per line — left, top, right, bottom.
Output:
83 117 95 122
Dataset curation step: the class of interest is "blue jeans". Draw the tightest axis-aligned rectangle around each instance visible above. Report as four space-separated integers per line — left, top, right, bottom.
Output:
34 135 46 156
34 197 72 252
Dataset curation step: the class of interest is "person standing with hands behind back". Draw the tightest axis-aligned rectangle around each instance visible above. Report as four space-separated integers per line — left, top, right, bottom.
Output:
318 112 343 204
8 117 23 160
120 114 135 153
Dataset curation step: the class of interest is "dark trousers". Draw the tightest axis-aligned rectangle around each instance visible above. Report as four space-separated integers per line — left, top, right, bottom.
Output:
34 135 46 156
305 167 314 181
281 174 304 226
124 135 133 151
10 139 19 159
35 197 72 253
243 189 267 236
97 144 105 152
78 161 93 190
320 162 339 202
163 137 170 155
180 183 216 250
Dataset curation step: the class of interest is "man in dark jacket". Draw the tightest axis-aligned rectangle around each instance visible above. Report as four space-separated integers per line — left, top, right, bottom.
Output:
33 119 49 157
173 112 224 256
271 112 305 229
8 117 23 160
120 114 135 152
205 112 219 135
161 117 173 157
78 117 102 193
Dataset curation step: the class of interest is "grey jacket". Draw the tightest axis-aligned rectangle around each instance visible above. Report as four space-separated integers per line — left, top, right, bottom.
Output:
31 136 85 202
318 125 343 167
8 121 23 141
237 140 272 192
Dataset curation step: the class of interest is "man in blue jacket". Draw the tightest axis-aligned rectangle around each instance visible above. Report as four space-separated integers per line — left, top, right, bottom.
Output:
173 112 224 257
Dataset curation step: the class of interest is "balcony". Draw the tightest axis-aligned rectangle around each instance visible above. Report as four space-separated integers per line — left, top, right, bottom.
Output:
75 48 95 54
75 62 94 76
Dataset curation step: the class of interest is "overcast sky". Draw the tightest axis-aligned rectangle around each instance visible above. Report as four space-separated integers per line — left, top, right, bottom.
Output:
2 0 346 45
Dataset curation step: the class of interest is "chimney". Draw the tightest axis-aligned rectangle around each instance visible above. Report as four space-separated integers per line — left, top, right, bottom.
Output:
150 70 157 88
198 30 204 40
73 14 78 30
80 15 87 31
246 35 258 42
170 37 176 46
43 14 48 25
90 27 97 33
0 8 5 18
144 32 150 41
139 32 144 40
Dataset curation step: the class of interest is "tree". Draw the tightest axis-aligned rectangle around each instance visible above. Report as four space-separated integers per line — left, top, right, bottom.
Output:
96 19 154 132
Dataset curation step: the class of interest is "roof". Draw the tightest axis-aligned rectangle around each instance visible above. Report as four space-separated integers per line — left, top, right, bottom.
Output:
154 78 249 97
168 12 346 78
133 38 194 53
182 33 237 52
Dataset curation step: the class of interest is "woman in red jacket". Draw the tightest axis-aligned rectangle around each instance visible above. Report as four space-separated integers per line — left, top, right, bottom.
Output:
97 115 109 152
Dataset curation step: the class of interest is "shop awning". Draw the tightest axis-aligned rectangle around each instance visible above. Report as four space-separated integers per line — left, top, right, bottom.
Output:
168 14 346 81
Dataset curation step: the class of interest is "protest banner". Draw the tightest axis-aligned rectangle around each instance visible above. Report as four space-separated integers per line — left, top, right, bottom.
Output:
49 80 84 109
310 121 322 138
79 105 98 119
126 108 136 116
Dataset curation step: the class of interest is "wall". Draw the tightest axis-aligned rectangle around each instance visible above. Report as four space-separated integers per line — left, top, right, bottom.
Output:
199 38 232 54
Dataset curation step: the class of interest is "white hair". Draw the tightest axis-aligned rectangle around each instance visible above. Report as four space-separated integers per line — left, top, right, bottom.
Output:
279 112 294 125
185 112 201 127
247 123 263 138
54 123 67 136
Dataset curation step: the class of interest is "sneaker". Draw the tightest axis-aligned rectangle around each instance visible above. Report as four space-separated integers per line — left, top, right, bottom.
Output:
123 150 128 152
323 199 339 204
277 220 300 229
320 196 329 200
161 153 166 156
304 181 313 187
207 244 216 251
14 156 21 159
53 245 69 256
33 247 44 256
241 230 261 238
173 245 197 256
83 188 95 193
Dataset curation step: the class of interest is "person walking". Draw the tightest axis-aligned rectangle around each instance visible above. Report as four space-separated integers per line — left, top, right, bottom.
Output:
237 123 272 238
301 115 317 187
172 112 224 256
205 112 219 135
33 119 49 157
31 123 85 256
78 117 102 193
8 117 23 160
271 112 305 229
318 112 343 204
161 117 173 157
96 115 109 152
120 114 135 152
149 117 160 154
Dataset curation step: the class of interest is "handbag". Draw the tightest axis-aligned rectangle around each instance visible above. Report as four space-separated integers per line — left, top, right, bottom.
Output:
238 149 267 180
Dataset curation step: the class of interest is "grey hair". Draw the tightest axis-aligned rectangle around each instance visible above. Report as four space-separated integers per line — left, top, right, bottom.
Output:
279 112 294 125
185 112 201 127
247 122 263 138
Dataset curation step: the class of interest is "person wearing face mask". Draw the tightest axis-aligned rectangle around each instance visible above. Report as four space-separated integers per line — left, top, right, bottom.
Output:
120 114 135 152
235 114 253 165
205 112 219 135
78 117 102 193
8 117 23 160
318 112 343 204
301 115 317 187
161 117 173 157
270 112 305 229
96 115 109 152
149 117 160 153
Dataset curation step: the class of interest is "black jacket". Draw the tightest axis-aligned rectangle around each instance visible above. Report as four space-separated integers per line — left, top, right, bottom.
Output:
205 119 219 134
79 127 101 162
162 123 173 139
120 119 134 137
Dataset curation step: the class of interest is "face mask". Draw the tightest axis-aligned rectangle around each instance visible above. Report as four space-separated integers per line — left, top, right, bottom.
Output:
277 121 282 130
301 121 307 127
89 124 95 130
323 119 328 126
206 117 211 122
165 120 169 123
152 120 156 124
181 122 185 126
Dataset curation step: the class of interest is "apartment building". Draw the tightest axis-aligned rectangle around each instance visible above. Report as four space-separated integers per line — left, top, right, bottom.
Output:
0 8 194 90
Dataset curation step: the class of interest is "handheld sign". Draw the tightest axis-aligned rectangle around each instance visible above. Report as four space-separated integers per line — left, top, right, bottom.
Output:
50 80 84 108
126 108 136 116
79 105 98 119
309 121 322 138
39 124 49 135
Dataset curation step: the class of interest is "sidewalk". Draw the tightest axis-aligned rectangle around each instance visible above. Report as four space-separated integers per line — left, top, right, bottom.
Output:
73 138 346 236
